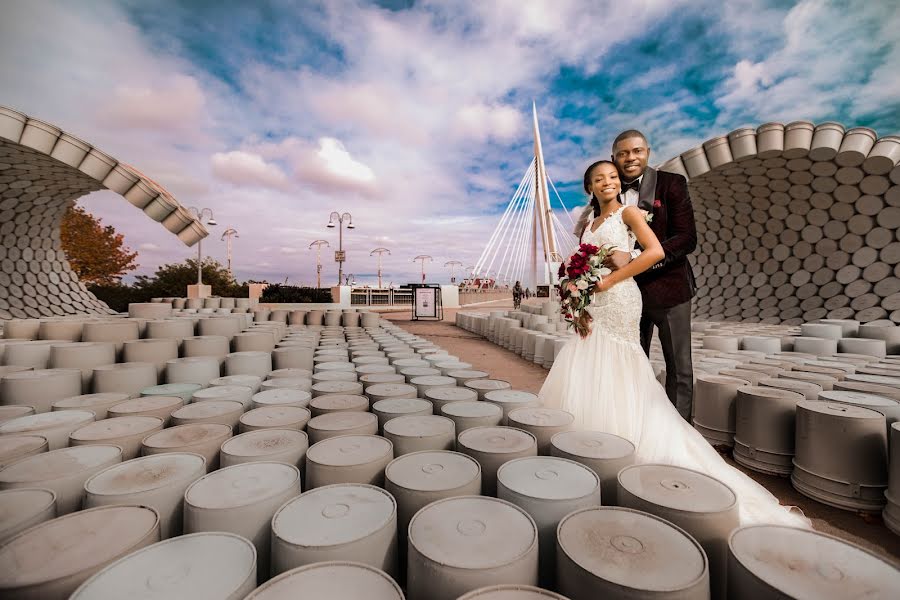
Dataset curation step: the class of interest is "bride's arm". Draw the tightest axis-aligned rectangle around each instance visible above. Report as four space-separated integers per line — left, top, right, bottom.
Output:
595 206 664 292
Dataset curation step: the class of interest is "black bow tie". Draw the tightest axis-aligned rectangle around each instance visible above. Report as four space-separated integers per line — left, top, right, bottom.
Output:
622 179 640 193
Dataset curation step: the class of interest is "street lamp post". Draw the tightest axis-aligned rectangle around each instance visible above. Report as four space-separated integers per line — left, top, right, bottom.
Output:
186 207 217 286
309 240 330 289
220 227 239 276
444 260 463 284
327 211 354 286
413 255 433 284
370 247 391 289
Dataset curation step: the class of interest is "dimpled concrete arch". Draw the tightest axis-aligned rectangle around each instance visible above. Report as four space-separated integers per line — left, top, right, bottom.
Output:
0 105 209 319
658 122 900 325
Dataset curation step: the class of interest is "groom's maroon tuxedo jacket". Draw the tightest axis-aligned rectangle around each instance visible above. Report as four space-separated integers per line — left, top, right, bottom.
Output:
633 167 698 310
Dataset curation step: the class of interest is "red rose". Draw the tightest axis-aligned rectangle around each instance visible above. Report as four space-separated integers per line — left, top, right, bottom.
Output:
653 199 662 208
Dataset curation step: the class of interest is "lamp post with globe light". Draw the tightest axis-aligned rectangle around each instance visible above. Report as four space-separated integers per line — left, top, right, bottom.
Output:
220 228 239 277
186 207 217 287
327 212 354 286
309 240 330 289
370 247 391 289
413 255 432 284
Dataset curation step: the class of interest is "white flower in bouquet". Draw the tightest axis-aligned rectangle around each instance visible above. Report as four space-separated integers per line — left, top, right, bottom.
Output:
575 279 589 290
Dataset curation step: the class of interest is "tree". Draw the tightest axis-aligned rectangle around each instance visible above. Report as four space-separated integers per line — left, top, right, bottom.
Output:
132 257 247 298
60 205 139 285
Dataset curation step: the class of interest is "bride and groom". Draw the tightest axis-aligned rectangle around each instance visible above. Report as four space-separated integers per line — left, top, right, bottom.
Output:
539 130 807 527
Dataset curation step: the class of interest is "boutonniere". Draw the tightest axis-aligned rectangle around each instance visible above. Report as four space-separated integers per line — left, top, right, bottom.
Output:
653 199 662 209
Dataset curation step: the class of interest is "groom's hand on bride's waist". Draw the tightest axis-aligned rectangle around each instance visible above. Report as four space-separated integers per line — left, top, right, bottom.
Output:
603 251 632 271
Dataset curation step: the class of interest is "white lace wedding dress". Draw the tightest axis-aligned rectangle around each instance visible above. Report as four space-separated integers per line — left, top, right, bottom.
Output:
540 206 808 527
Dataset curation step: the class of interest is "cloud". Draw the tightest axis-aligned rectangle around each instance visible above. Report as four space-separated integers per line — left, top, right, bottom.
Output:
295 137 377 193
453 104 523 143
210 150 289 189
98 74 206 132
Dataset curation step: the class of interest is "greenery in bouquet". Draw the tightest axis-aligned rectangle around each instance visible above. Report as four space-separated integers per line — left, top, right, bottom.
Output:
558 242 615 338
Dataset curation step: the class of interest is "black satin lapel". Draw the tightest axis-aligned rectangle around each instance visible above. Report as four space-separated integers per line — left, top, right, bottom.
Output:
638 167 656 211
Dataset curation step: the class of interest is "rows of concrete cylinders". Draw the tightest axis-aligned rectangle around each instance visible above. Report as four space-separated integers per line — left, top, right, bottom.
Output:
462 301 900 529
2 311 898 598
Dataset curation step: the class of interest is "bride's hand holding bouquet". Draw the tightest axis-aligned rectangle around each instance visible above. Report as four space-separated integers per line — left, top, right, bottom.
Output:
558 242 616 338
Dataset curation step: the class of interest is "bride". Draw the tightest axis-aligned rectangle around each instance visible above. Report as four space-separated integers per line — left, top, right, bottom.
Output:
539 159 808 527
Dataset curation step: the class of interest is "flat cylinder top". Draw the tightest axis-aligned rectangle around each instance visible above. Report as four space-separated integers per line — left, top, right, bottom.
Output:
185 462 299 510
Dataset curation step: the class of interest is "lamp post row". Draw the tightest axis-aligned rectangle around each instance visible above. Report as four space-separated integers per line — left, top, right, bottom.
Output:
185 207 462 288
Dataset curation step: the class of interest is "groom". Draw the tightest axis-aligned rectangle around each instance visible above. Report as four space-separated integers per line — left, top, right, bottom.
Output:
604 130 698 421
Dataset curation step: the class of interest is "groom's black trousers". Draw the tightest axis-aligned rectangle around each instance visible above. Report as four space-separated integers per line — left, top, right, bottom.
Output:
640 299 694 422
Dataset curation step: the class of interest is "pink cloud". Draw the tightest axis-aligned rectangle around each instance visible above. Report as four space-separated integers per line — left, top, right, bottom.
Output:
210 150 289 190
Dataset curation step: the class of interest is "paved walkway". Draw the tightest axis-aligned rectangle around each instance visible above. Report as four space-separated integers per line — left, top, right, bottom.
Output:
385 302 900 563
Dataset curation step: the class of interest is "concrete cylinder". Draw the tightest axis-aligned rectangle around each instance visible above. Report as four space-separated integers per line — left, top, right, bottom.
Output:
50 342 116 386
212 374 262 394
192 384 254 410
306 412 379 444
128 303 173 319
497 457 601 588
755 122 784 158
448 369 490 386
0 504 160 600
240 406 311 433
441 401 504 433
221 429 309 469
791 400 888 512
197 317 243 340
82 321 140 359
141 423 232 470
269 368 313 379
171 399 244 429
0 488 56 545
83 452 206 538
271 483 397 578
2 340 58 370
184 462 301 583
483 390 541 425
372 398 433 432
93 362 157 397
141 382 201 403
309 394 368 417
226 351 272 378
733 386 805 475
38 321 85 342
366 382 418 403
692 374 749 448
0 434 48 468
758 376 822 401
0 409 95 450
383 415 455 456
550 430 635 504
183 335 231 364
51 392 129 420
145 319 195 347
251 389 312 410
69 416 164 460
69 532 256 600
410 375 456 397
0 405 35 425
273 347 315 371
407 496 539 600
234 332 276 353
109 395 183 426
457 585 570 599
424 386 478 413
507 408 574 455
311 380 364 398
726 525 900 599
166 357 221 387
260 377 312 393
243 561 403 599
618 464 739 600
0 368 82 413
557 506 709 600
457 426 538 496
305 435 393 489
3 319 40 340
0 444 122 514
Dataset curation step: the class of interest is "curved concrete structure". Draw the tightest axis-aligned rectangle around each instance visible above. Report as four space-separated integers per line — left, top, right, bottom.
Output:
0 105 208 319
659 122 900 324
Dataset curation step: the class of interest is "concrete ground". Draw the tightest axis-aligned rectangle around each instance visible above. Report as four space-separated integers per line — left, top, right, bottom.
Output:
384 299 900 564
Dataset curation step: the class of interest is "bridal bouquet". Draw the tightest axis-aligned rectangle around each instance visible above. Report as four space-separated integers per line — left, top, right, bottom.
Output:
558 242 615 338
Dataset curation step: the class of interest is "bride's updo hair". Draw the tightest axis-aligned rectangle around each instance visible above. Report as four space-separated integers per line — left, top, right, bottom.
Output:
583 160 617 194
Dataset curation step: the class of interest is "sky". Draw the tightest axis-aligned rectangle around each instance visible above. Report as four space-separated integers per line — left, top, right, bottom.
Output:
1 0 898 286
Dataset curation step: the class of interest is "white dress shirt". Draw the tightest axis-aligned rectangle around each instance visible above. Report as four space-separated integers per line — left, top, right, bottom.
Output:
622 175 643 260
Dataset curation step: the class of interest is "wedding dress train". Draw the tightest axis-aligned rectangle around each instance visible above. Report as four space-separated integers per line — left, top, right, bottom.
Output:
539 206 808 527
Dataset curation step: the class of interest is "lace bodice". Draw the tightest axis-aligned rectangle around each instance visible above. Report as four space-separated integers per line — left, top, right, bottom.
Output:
580 206 636 252
580 206 642 347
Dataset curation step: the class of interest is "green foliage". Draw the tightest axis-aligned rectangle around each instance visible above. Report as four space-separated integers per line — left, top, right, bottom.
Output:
87 258 248 312
133 258 247 298
260 284 333 303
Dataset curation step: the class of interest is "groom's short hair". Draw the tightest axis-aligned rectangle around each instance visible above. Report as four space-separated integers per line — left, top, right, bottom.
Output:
612 130 649 153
